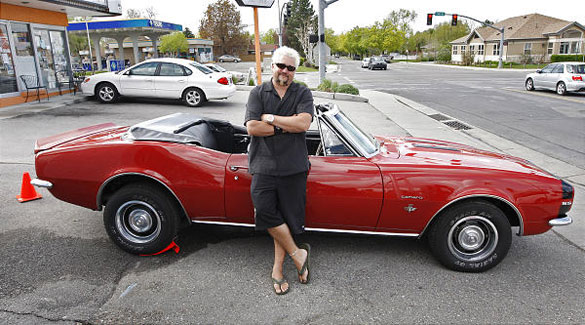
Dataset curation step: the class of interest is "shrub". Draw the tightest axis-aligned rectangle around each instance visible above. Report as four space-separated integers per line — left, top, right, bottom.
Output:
317 79 338 92
336 84 359 95
551 54 585 62
300 57 305 66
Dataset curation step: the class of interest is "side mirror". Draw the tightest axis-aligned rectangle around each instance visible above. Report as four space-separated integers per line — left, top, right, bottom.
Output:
123 70 131 75
536 69 542 74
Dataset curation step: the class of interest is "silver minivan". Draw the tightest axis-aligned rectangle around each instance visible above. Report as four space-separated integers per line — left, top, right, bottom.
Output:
525 62 585 95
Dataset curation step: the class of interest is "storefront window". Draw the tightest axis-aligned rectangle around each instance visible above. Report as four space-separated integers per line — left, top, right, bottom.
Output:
34 29 56 89
11 23 38 89
1 24 18 94
50 31 71 87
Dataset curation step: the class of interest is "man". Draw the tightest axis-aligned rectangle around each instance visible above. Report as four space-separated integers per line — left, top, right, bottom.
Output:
244 46 313 295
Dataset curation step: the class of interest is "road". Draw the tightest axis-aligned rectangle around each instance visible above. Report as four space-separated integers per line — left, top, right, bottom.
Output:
319 59 585 170
1 91 584 324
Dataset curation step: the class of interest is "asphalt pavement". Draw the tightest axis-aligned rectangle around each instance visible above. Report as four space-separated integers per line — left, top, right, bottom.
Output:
1 81 583 323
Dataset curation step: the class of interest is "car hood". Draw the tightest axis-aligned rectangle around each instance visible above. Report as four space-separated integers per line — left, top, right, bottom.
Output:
375 136 552 177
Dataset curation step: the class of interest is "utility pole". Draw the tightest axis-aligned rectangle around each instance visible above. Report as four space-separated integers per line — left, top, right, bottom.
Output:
318 0 340 84
277 0 282 47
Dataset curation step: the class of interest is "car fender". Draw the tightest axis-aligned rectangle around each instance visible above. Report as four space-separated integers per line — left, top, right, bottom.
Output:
419 193 525 239
96 171 190 224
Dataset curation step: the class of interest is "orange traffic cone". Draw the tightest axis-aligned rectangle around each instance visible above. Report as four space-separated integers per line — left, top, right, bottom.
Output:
16 172 42 203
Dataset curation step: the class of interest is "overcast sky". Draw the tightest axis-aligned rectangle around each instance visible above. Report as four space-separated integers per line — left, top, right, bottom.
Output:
116 0 584 36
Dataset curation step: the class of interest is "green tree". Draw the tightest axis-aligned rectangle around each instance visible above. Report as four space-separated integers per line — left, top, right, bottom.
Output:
387 9 417 36
261 28 278 44
67 33 92 57
183 27 195 38
285 0 317 58
158 32 188 57
199 0 247 55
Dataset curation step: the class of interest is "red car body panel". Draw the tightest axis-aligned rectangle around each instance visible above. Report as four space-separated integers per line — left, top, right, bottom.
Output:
34 122 569 237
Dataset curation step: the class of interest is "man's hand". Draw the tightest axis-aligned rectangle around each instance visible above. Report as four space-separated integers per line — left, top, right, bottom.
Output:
261 113 311 133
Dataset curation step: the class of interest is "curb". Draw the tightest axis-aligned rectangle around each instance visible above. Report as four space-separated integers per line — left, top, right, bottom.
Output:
405 61 537 72
235 85 368 103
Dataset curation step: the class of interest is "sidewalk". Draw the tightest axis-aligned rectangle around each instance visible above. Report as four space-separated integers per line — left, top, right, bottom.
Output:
2 87 582 250
0 93 86 120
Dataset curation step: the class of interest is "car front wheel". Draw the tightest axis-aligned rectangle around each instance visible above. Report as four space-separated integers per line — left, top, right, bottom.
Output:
183 88 205 107
525 78 535 91
556 81 567 95
103 183 180 255
96 83 119 103
427 200 511 272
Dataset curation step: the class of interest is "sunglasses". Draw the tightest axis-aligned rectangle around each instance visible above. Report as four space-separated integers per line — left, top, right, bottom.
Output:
274 63 296 72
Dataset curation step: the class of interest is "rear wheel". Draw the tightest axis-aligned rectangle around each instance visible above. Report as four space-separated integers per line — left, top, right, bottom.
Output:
427 200 511 272
183 88 205 107
525 78 534 91
96 83 119 103
556 81 567 95
103 183 180 255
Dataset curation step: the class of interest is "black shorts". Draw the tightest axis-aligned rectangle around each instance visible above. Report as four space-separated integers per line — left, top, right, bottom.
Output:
250 172 308 234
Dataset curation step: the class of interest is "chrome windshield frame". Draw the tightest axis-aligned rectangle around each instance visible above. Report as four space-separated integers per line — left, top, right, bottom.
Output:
316 104 379 158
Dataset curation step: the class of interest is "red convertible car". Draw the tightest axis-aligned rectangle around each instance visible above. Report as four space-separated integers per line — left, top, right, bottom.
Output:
32 104 574 272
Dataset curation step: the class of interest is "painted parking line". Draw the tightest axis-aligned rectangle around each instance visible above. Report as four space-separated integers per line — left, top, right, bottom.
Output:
503 88 585 104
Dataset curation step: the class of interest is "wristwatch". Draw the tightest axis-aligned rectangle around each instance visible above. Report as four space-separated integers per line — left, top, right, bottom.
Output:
265 114 275 124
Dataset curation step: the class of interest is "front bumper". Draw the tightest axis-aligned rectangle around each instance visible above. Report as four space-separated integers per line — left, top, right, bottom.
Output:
549 215 572 226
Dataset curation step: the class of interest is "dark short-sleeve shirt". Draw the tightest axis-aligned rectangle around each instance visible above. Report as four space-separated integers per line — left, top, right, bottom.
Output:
244 80 314 176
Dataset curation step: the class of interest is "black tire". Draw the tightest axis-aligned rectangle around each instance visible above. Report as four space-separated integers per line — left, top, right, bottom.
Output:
525 78 534 91
182 87 205 107
96 82 119 103
427 200 511 272
556 81 567 95
103 183 180 255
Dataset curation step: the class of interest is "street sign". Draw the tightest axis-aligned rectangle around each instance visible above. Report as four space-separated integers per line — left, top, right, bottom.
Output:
108 59 125 72
434 12 446 16
235 0 275 8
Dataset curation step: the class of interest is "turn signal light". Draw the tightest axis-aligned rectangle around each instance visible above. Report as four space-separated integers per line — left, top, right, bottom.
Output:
217 77 229 85
83 78 90 83
572 76 583 81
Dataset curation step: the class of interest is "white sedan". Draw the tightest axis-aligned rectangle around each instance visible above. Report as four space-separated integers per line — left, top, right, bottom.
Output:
80 58 236 107
525 62 585 95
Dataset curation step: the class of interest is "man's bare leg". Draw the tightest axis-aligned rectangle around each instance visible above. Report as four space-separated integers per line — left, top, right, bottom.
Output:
268 223 309 283
271 239 288 294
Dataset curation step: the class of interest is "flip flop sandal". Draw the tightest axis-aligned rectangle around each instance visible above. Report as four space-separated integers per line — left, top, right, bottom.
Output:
271 277 290 295
297 243 311 284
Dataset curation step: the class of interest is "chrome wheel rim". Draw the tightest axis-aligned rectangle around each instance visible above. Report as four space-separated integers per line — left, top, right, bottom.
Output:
99 86 114 101
526 79 533 90
447 216 498 262
186 90 201 106
115 200 161 244
557 83 565 94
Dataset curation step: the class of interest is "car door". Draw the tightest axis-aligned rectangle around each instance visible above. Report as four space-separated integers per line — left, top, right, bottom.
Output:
550 64 565 90
223 119 384 230
155 63 189 99
534 64 553 88
119 61 159 97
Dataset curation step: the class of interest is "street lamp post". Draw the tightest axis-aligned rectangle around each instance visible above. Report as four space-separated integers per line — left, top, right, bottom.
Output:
318 0 340 84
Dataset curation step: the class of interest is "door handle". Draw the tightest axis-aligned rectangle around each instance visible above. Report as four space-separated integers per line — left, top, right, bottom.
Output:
229 165 248 171
178 80 186 83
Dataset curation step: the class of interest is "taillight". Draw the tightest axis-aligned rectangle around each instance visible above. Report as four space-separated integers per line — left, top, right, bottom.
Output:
217 77 229 85
572 75 583 81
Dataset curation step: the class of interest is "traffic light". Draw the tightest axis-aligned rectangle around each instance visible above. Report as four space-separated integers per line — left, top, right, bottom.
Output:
283 3 291 25
426 13 433 25
451 14 458 26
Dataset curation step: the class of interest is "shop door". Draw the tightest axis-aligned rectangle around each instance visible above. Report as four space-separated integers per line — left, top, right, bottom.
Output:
0 24 18 94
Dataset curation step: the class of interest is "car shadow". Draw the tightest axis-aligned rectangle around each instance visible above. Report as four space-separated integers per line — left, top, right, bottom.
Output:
113 96 238 108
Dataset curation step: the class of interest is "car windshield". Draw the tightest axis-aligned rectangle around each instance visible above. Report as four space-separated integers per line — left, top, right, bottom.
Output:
333 111 378 155
189 62 213 74
567 64 585 74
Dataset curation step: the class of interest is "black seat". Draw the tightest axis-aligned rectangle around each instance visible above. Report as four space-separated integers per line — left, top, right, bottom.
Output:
19 75 48 103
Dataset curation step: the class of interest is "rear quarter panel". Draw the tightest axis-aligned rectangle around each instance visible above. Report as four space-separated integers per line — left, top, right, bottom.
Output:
35 137 228 218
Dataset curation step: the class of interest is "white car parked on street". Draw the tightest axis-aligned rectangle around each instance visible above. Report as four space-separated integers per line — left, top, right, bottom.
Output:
80 58 236 107
525 62 585 95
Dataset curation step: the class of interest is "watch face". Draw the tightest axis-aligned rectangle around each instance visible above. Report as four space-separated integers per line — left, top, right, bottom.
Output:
268 114 275 123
